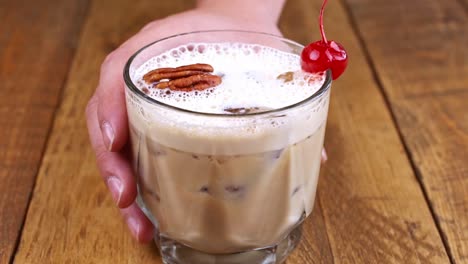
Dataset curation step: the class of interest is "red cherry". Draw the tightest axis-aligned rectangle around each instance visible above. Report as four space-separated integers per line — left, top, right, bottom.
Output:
301 40 348 80
300 0 348 80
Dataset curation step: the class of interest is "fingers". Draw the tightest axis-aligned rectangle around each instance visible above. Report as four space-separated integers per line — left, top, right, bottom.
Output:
95 26 168 151
121 202 155 243
89 29 161 243
86 95 136 208
88 84 152 244
96 51 131 152
321 148 328 163
95 31 160 152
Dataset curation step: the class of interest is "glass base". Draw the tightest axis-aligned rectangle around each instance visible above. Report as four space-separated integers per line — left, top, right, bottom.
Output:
137 188 303 264
155 224 302 264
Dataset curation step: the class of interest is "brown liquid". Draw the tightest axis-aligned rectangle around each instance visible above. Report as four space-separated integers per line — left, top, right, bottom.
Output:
129 124 325 254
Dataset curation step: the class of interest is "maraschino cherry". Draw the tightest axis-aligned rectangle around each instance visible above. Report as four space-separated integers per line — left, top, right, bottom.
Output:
301 0 348 80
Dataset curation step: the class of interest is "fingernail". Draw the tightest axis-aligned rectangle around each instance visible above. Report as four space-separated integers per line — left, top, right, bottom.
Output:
321 148 328 163
101 122 114 151
106 176 123 205
126 216 140 241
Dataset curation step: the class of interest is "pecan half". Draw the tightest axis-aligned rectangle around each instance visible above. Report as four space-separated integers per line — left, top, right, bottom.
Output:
143 63 221 91
144 70 206 83
156 74 222 91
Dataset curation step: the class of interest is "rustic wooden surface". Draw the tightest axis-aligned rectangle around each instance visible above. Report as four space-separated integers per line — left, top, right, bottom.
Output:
342 0 468 262
0 0 89 263
1 0 466 263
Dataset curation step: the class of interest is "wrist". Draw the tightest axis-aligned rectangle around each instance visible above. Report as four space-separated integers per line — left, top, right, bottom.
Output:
196 0 285 25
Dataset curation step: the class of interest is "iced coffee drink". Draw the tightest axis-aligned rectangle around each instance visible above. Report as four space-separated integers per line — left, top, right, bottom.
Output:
124 31 331 264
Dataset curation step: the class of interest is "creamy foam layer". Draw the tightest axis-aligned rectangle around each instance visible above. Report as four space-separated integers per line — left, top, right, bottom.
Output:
132 43 325 114
127 43 330 155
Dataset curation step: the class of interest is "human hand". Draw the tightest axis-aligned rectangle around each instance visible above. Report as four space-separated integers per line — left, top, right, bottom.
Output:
86 7 282 243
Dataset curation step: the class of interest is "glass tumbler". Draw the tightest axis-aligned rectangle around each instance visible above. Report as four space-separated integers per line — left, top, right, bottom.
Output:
124 30 331 264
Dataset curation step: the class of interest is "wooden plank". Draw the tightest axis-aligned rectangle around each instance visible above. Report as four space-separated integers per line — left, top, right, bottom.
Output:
0 0 89 263
12 1 450 264
282 0 451 263
286 201 334 263
11 0 335 262
342 0 468 262
460 0 468 10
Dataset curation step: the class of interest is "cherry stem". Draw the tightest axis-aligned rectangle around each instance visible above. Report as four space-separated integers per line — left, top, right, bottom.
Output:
319 0 328 43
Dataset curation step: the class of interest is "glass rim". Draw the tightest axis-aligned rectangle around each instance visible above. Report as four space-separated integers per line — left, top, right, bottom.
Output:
123 29 332 118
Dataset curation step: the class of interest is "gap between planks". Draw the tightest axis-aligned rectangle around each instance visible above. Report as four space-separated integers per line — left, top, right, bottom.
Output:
8 2 93 264
337 0 456 262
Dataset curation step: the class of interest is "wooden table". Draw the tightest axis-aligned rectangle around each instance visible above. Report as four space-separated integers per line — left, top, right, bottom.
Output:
1 0 467 263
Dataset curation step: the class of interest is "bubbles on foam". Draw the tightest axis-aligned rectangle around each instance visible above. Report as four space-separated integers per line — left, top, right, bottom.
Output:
132 43 326 114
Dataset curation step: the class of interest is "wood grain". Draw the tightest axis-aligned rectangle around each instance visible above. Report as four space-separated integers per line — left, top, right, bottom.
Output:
342 0 468 262
0 0 89 263
286 201 334 263
11 0 338 262
459 0 468 11
11 0 454 263
10 0 335 261
282 0 451 263
12 0 192 263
